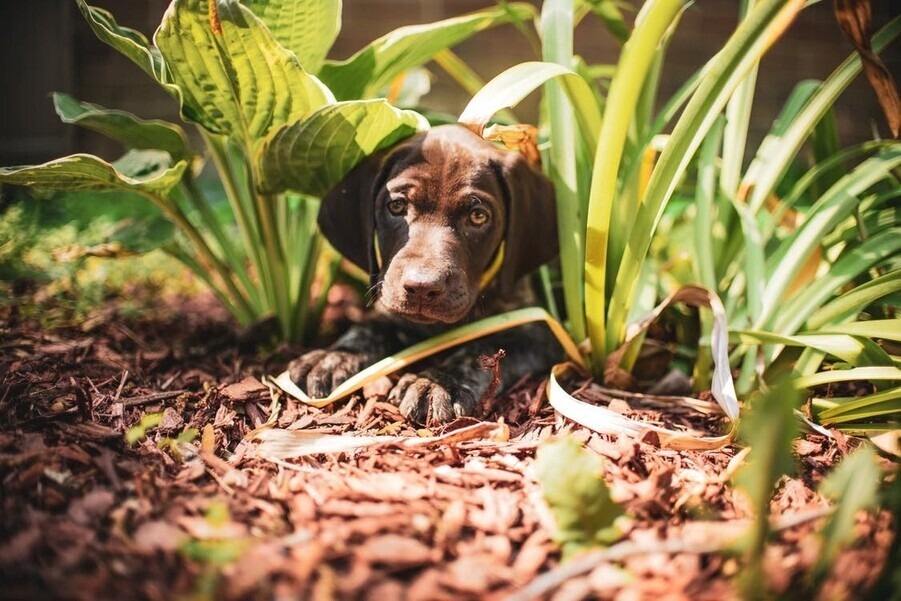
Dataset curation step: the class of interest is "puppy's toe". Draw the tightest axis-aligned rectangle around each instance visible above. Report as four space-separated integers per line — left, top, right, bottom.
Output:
388 374 479 425
288 350 327 385
388 374 431 424
289 350 365 398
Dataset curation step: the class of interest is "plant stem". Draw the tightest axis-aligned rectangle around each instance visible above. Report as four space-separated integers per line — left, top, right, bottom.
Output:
201 130 268 312
180 174 262 311
149 192 255 324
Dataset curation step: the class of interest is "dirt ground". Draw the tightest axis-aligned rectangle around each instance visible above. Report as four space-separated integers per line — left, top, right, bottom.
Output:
0 290 896 600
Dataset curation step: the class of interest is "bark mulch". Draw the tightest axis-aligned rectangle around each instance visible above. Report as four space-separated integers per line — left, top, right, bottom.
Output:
0 292 896 601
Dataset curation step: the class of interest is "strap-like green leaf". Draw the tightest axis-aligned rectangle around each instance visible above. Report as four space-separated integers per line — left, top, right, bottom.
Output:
807 269 901 329
733 329 894 368
818 386 901 422
0 150 187 197
258 100 428 197
53 92 193 162
241 0 341 74
319 3 537 101
154 0 333 141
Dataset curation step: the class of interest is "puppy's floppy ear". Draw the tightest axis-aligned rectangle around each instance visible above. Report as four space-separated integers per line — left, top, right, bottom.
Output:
495 151 558 295
317 156 384 275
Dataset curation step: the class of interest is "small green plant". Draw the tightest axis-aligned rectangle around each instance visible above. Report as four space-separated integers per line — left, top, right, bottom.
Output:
0 0 535 343
535 435 624 559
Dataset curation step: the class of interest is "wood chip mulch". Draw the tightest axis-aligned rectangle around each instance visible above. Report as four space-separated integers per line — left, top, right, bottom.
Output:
0 293 896 601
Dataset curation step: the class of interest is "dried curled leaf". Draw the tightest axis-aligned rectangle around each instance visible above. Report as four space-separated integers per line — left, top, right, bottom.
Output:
834 0 901 137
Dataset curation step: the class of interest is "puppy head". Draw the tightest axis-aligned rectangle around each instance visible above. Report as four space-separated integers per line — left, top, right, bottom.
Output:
318 124 557 324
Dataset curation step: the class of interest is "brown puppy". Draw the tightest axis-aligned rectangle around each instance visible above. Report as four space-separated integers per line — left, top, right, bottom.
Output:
289 124 560 423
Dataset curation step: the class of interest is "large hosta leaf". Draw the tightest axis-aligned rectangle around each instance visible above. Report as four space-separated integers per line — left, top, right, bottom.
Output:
241 0 341 75
154 0 333 141
53 93 193 162
319 3 537 101
0 150 187 197
259 100 428 197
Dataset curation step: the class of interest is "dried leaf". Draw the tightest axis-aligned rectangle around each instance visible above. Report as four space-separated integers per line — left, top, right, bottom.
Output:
834 0 901 137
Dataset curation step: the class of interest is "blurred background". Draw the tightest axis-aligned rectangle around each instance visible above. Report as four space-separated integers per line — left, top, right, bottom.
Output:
1 0 898 167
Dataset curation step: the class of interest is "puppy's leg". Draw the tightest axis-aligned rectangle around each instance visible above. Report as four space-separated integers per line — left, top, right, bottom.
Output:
388 324 561 424
288 318 407 398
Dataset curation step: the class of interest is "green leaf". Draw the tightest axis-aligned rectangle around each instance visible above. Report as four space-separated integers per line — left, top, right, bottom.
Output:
734 329 894 368
760 150 901 329
0 150 187 198
743 15 901 214
734 380 798 595
817 386 901 422
319 3 537 101
580 0 630 44
817 319 901 342
53 92 193 162
241 0 341 75
126 411 164 445
583 0 691 371
154 0 333 141
602 0 805 363
815 446 880 579
75 0 171 88
535 436 623 559
773 228 901 336
794 366 901 390
258 100 428 197
807 269 901 329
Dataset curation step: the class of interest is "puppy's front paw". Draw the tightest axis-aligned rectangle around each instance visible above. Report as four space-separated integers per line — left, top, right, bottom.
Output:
288 349 366 398
387 373 481 425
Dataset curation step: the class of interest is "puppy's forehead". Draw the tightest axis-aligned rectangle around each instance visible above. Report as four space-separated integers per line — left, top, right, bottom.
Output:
386 126 504 197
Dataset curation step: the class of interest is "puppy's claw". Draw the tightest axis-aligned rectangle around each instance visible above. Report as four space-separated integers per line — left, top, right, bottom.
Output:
388 373 479 425
288 350 366 399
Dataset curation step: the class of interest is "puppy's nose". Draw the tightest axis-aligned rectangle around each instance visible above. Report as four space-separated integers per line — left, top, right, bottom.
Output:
402 269 446 303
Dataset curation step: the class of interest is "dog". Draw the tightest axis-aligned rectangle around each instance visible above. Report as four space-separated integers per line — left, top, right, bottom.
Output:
288 124 561 424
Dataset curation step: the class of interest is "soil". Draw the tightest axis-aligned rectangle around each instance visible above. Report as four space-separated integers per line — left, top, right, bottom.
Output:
0 289 896 601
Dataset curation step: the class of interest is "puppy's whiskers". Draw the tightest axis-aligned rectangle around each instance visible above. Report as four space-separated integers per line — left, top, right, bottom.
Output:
364 280 383 307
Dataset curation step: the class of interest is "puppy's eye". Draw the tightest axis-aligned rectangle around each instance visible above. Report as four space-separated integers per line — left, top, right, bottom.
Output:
386 198 407 216
469 207 490 226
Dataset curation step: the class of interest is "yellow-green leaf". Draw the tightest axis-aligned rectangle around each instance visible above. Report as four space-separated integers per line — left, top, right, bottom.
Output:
319 3 537 100
241 0 341 75
0 150 187 197
154 0 333 141
258 100 428 197
53 92 193 162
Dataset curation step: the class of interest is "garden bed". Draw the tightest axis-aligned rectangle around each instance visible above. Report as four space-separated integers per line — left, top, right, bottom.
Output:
0 290 895 600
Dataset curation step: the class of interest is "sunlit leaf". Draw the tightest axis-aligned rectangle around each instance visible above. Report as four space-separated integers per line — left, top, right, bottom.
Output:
258 100 428 196
319 3 537 100
241 0 341 74
154 0 333 140
0 150 187 198
53 92 192 162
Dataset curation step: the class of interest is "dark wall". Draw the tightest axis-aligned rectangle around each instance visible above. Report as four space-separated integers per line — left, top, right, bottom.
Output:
1 0 897 166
